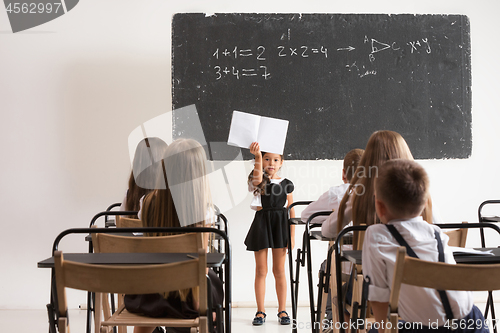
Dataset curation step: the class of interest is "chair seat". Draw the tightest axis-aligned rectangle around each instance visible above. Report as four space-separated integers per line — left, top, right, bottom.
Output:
102 304 201 327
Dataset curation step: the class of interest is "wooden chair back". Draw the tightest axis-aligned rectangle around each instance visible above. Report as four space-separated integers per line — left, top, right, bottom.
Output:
54 249 207 333
115 216 142 228
92 231 202 254
444 221 468 248
386 247 500 333
91 230 204 333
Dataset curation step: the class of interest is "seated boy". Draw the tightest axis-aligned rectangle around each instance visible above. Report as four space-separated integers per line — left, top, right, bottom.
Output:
363 159 487 333
301 148 364 235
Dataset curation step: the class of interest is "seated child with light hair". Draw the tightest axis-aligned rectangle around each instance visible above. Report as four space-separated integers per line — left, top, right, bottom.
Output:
363 159 488 333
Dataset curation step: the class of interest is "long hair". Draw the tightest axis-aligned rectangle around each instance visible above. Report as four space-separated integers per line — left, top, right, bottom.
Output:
337 130 433 245
142 138 213 231
125 137 168 217
141 138 213 303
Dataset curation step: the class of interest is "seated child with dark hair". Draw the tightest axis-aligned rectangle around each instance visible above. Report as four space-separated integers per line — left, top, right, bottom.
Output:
301 148 364 232
363 159 487 333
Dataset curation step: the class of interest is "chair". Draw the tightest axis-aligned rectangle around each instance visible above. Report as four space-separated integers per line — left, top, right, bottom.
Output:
347 223 468 332
386 246 500 333
349 225 366 314
115 216 142 228
91 231 204 333
54 248 208 333
444 221 468 247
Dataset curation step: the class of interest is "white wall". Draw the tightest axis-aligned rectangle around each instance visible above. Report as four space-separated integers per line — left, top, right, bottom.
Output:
1 0 500 310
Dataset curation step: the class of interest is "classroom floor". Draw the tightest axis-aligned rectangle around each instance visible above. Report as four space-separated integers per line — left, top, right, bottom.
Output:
0 306 316 333
2 303 494 332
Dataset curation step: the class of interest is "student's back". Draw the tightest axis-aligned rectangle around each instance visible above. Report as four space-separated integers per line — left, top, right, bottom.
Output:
363 159 486 332
364 220 473 323
300 148 363 229
125 138 222 333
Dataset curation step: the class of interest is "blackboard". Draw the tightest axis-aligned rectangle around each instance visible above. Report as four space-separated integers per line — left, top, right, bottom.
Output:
172 13 471 160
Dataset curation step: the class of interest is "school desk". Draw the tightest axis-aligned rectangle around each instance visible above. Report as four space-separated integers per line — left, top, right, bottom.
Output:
334 223 500 333
38 227 232 333
288 205 353 333
87 208 229 332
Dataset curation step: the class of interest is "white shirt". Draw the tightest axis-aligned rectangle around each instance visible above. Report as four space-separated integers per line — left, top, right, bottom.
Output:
321 191 353 238
362 217 473 324
249 178 288 211
321 190 442 239
301 183 350 225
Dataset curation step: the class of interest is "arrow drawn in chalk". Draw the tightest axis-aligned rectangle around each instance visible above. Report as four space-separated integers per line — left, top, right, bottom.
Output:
371 39 391 53
337 46 355 51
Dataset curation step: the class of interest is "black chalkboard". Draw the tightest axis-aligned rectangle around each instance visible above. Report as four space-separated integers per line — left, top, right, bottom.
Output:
172 13 471 160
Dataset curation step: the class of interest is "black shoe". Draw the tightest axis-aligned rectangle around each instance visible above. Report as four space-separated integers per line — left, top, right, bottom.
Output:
278 311 290 325
252 311 266 325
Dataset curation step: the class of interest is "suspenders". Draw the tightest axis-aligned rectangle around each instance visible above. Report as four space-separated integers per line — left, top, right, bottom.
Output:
385 224 454 321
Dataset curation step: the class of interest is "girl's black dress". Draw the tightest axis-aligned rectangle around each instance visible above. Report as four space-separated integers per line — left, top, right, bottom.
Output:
245 178 294 251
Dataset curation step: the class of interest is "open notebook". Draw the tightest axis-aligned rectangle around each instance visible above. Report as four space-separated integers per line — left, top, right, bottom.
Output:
227 111 289 155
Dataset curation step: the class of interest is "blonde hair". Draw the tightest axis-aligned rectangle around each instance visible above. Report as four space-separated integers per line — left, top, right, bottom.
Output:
141 138 213 302
142 138 213 231
337 130 432 245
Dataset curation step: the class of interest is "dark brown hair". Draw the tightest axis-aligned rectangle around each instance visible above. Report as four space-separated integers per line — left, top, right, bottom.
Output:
125 137 168 217
247 151 283 195
343 148 364 181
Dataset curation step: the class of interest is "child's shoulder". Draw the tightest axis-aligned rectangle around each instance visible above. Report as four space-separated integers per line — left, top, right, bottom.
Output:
365 223 394 244
271 178 294 193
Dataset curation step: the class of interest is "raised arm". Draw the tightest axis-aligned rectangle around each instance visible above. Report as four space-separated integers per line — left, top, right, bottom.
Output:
250 142 263 186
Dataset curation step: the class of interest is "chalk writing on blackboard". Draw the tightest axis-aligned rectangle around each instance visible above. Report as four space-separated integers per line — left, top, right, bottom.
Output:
208 31 435 82
172 14 472 160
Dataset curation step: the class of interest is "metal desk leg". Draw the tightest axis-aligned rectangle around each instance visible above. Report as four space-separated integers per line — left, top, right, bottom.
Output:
87 240 93 333
316 269 327 329
288 221 297 332
486 291 497 333
306 231 318 333
224 251 231 333
335 244 346 333
47 269 57 333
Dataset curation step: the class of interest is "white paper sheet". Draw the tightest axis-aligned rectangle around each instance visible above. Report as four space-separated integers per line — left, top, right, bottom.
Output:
449 246 494 256
227 111 289 155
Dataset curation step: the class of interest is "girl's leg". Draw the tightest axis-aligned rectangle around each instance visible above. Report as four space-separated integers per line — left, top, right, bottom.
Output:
272 247 288 315
255 248 268 316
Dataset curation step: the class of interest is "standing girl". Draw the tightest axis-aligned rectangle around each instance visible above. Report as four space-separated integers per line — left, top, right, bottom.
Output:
244 142 295 326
